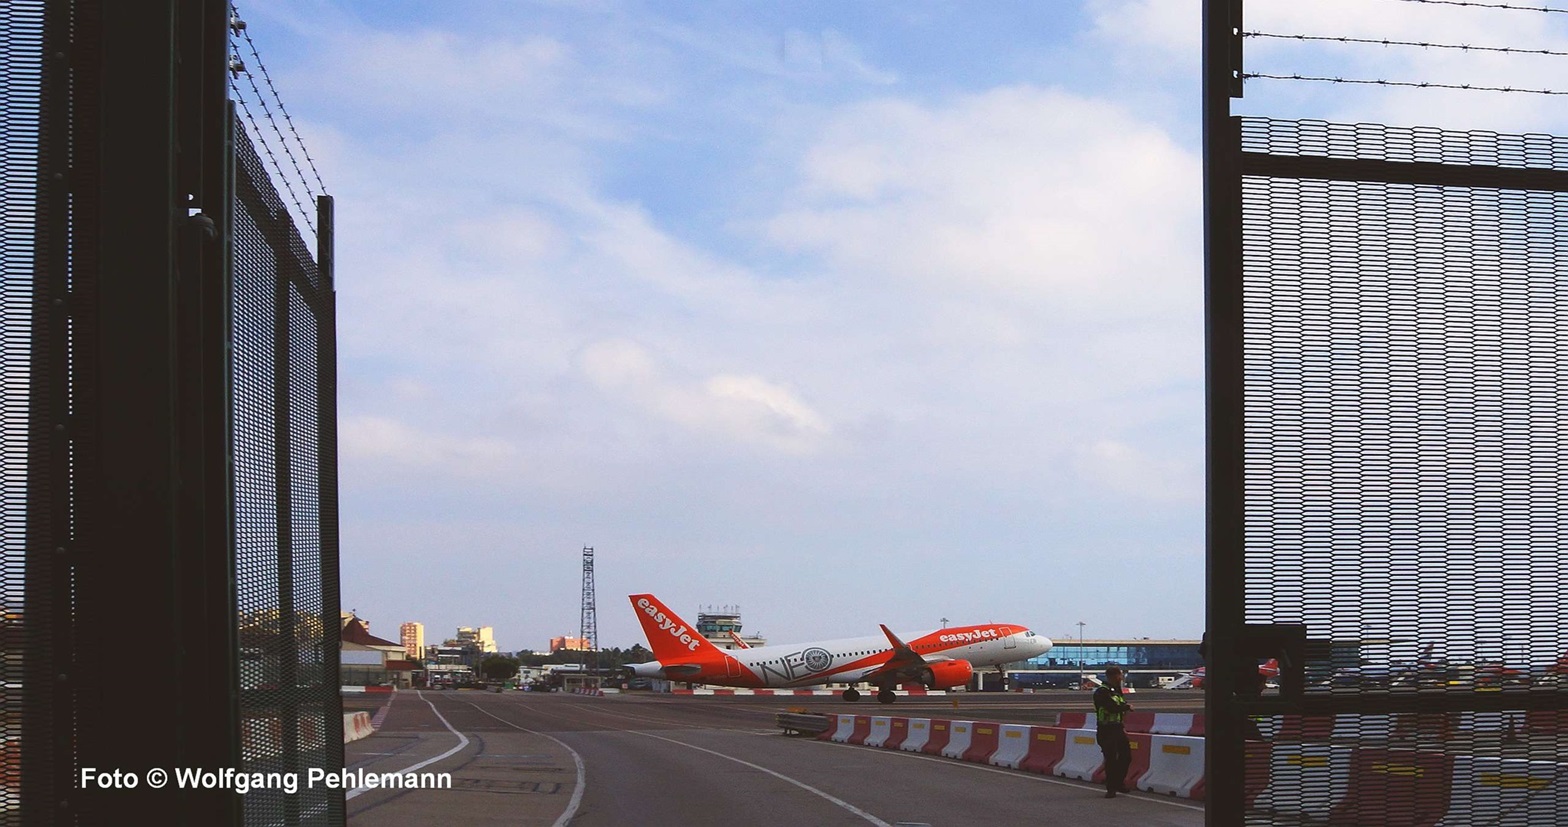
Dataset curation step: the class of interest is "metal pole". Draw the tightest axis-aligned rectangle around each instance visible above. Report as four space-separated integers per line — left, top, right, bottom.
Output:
1078 622 1086 687
1205 1 1246 824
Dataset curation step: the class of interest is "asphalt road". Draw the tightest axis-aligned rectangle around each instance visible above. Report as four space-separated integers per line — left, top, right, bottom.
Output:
345 689 1207 826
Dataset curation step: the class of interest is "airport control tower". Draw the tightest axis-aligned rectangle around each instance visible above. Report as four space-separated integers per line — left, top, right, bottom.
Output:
696 605 767 650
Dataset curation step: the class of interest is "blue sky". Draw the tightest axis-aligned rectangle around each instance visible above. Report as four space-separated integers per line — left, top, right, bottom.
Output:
234 0 1568 660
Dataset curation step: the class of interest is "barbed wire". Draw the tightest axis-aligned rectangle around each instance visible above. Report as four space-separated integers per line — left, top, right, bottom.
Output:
230 3 328 197
1245 31 1568 58
1391 0 1568 14
1243 72 1568 95
230 74 317 235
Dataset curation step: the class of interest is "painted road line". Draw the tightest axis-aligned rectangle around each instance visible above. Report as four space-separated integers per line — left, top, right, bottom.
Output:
627 730 893 827
464 702 588 827
346 691 469 801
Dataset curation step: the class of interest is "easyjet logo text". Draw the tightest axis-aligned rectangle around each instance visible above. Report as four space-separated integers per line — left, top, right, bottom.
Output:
637 598 702 651
939 628 1001 644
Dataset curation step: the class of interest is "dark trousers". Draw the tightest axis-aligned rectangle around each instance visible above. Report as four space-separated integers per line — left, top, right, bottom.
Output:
1097 723 1131 791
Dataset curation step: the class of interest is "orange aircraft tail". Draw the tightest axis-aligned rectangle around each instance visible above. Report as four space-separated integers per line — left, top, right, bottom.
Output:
629 594 726 662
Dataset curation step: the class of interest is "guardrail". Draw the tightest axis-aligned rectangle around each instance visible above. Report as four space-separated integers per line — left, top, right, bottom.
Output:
775 712 834 737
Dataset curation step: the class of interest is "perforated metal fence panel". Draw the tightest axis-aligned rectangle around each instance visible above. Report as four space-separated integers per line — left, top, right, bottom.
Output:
232 120 342 827
1225 118 1568 825
3 1 340 823
0 2 50 824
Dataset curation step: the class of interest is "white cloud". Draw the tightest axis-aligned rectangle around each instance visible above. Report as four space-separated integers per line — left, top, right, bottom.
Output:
339 415 518 476
767 85 1201 313
578 339 831 453
1072 438 1199 504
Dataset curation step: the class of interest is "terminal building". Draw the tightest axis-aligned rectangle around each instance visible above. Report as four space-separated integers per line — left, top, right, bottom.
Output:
1012 638 1204 689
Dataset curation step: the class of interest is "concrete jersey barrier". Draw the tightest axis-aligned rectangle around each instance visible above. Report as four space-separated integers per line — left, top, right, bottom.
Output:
343 711 375 744
988 724 1033 769
900 718 931 752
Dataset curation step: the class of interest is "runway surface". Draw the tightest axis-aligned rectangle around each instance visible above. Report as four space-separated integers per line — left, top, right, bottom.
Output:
345 689 1206 826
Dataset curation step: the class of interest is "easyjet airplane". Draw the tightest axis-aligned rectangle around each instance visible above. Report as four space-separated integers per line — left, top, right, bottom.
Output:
624 593 1053 703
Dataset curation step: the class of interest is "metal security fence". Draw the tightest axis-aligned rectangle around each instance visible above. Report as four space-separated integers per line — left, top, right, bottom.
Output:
232 119 342 827
0 2 50 823
1238 117 1568 824
1205 2 1568 825
0 1 339 823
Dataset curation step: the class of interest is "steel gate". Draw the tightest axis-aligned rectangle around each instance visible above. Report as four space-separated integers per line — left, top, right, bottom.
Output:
1206 2 1568 825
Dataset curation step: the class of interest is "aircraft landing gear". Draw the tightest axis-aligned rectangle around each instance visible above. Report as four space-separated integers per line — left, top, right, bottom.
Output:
842 687 860 702
877 688 896 704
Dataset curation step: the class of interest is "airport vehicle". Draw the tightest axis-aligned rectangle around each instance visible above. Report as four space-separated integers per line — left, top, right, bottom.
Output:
624 593 1053 703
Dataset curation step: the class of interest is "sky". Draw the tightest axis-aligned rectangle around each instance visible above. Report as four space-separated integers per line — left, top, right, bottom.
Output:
231 0 1568 660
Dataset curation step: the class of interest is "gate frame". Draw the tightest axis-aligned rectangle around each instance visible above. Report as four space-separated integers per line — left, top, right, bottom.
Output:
1205 1 1568 824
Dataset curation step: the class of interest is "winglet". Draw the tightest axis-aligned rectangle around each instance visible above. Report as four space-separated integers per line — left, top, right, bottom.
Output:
880 624 917 659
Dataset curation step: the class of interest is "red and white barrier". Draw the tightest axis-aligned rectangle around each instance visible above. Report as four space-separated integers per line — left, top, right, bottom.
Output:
1251 742 1354 820
940 721 975 760
1140 734 1206 798
1053 728 1106 783
1124 731 1154 789
846 716 874 745
865 716 893 748
921 720 954 755
244 717 283 759
806 709 1568 823
884 718 910 750
343 712 375 745
1328 746 1455 825
900 718 931 752
1056 712 1091 730
1018 727 1068 775
961 721 1004 764
1146 712 1201 736
825 714 857 743
1434 755 1564 825
1272 713 1397 742
988 724 1033 769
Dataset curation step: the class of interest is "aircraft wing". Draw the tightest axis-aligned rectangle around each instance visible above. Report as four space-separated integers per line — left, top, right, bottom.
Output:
857 624 933 685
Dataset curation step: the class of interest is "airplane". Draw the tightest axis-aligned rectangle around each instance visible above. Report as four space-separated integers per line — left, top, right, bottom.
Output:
728 631 751 649
624 593 1053 704
1163 659 1279 690
1318 643 1446 690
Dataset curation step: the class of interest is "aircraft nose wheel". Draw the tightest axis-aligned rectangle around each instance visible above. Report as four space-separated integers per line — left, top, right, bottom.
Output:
842 688 860 701
876 689 895 704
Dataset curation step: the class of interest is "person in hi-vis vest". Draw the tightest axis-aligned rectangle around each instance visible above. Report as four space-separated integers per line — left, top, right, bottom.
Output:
1093 665 1133 798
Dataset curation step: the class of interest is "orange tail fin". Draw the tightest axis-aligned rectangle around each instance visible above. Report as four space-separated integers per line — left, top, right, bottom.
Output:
629 594 725 661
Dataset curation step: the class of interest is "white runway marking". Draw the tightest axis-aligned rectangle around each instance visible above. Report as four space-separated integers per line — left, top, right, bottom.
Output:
347 691 469 801
625 729 894 826
464 701 588 827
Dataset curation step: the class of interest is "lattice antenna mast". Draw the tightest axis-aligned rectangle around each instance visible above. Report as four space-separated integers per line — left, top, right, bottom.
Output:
579 546 598 676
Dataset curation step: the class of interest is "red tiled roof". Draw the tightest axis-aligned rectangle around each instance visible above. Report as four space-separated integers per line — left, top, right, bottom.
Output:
341 618 400 648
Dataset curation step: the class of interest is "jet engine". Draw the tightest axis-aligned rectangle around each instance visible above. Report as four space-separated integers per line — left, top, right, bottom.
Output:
921 660 974 689
625 662 665 678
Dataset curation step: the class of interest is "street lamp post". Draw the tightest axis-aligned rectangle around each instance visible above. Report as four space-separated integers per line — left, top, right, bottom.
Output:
1077 621 1086 689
